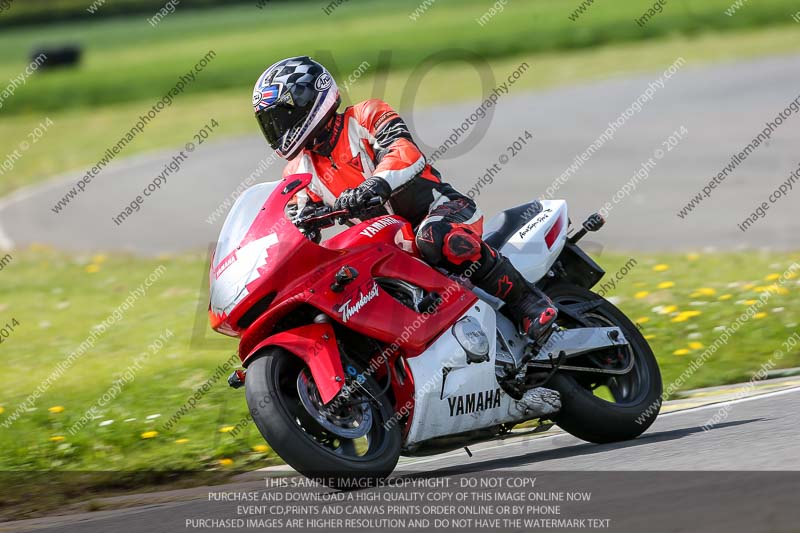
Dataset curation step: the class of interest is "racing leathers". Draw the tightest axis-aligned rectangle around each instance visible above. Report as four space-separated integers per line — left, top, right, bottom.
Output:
283 98 557 348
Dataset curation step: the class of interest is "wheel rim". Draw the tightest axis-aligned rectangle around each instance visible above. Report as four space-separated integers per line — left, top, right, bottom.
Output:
275 357 393 462
297 369 373 439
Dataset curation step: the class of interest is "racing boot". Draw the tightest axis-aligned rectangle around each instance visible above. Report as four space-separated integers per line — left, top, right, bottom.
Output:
475 254 558 350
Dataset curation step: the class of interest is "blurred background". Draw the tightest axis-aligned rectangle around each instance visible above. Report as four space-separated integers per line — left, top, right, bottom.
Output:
0 0 799 519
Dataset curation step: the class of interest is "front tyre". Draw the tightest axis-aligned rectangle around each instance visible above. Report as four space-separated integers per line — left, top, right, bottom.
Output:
544 283 663 444
245 348 401 488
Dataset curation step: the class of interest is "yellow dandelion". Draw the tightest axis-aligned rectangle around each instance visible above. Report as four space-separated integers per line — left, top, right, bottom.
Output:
92 254 108 264
49 436 65 442
653 264 670 272
141 431 159 439
672 310 702 323
763 284 789 295
787 271 798 280
686 253 700 261
219 458 234 467
765 273 780 281
85 264 100 273
175 438 190 444
657 281 675 289
659 305 678 315
754 312 767 319
252 444 269 453
718 294 733 301
742 300 758 305
688 342 704 350
48 406 65 414
690 288 716 297
644 334 656 340
743 283 755 290
0 406 4 415
673 349 690 356
636 317 650 324
219 426 235 433
634 291 650 299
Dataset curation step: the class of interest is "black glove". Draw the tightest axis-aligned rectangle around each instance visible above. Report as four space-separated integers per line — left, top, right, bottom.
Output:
333 177 391 217
287 200 323 221
288 201 324 243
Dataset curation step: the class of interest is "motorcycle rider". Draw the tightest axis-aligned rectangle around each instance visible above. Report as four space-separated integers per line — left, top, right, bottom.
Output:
252 56 557 359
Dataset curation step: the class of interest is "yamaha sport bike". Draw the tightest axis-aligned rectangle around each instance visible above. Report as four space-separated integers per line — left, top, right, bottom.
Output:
209 172 662 486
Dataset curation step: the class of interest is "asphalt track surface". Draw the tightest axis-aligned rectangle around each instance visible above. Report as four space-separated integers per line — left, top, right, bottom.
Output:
9 386 800 533
1 54 799 254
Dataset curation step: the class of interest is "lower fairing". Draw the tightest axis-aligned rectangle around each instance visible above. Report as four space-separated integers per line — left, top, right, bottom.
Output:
402 301 558 447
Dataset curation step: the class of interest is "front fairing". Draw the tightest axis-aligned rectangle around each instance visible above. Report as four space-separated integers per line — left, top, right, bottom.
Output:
209 173 333 335
210 173 475 348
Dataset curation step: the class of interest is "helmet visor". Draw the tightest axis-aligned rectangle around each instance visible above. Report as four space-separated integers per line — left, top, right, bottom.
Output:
255 104 307 151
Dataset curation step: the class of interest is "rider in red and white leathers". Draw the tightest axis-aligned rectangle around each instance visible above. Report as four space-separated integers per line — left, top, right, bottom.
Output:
253 56 557 353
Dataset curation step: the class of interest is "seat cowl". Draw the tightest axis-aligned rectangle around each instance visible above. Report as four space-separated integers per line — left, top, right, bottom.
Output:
484 200 544 250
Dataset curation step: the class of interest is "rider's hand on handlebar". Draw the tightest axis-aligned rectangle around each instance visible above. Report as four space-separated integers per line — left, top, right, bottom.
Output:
287 201 323 222
333 177 391 218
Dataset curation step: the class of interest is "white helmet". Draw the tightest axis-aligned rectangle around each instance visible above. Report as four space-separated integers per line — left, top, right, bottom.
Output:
252 56 340 160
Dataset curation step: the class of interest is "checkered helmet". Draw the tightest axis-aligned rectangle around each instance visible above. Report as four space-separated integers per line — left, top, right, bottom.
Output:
253 56 340 160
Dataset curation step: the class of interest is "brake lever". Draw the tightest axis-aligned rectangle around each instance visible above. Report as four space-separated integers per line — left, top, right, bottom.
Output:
298 208 349 230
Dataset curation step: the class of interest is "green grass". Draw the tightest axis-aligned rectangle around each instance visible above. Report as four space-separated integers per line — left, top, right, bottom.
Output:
0 250 258 474
0 249 798 477
0 0 255 27
0 0 798 115
600 253 800 388
2 24 800 198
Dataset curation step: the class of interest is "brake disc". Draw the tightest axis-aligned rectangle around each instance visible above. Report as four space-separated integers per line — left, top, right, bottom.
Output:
296 370 372 439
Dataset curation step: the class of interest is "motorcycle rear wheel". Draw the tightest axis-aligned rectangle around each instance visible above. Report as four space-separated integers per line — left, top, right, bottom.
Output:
544 283 663 443
245 347 401 488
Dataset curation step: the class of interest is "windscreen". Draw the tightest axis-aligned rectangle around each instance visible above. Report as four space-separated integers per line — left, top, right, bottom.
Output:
212 181 281 272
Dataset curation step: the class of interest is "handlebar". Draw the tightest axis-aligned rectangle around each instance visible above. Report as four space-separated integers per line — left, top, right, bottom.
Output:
365 196 384 208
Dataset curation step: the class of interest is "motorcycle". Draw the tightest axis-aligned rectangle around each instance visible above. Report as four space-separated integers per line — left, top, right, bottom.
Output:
209 172 662 485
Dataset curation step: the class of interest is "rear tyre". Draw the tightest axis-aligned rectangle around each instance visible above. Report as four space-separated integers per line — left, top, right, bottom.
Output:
245 348 401 488
544 283 663 444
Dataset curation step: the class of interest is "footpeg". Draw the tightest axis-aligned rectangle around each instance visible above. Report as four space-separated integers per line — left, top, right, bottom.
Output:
539 307 557 326
514 387 561 417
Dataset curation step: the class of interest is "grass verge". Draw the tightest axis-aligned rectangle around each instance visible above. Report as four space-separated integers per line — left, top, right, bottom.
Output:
2 24 800 197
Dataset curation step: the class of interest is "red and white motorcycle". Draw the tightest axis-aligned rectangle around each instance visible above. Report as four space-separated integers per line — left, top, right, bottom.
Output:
210 172 662 485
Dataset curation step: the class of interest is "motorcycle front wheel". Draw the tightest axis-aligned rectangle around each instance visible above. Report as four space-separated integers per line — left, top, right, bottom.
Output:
245 347 401 488
544 283 663 444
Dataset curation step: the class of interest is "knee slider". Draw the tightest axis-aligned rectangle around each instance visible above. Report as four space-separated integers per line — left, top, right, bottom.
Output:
443 227 483 266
